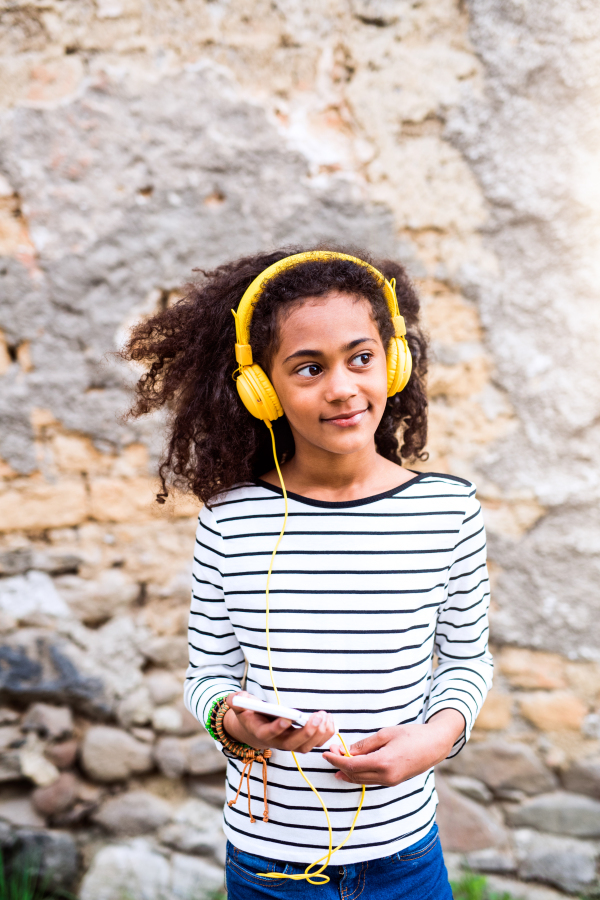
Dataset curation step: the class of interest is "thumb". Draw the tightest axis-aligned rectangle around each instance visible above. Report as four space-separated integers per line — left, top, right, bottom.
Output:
349 730 389 757
227 691 249 709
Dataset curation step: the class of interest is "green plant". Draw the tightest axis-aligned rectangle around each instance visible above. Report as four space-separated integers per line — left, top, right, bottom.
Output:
579 887 600 900
0 849 75 900
451 870 520 900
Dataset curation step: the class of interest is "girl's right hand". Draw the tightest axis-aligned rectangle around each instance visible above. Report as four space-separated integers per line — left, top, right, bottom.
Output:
223 691 335 754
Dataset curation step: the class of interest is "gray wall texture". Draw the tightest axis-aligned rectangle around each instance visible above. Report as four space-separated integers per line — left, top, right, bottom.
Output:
1 0 599 654
450 0 600 659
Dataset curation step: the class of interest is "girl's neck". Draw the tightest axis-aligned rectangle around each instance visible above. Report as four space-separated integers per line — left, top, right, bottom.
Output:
261 437 416 503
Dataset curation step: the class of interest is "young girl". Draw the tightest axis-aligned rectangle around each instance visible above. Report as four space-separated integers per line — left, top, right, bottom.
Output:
123 248 493 899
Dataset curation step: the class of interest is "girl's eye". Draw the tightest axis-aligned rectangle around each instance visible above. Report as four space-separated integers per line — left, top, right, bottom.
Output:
351 352 373 367
297 364 322 378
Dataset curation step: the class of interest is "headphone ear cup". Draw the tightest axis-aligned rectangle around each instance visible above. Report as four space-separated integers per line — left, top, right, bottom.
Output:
386 336 413 397
236 365 284 423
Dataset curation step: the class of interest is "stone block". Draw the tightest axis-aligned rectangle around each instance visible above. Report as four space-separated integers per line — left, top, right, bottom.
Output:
44 739 78 770
152 704 183 733
0 549 33 577
93 790 172 836
563 754 600 799
22 703 73 740
564 660 600 705
81 726 153 782
130 727 155 743
143 635 188 669
151 700 201 735
0 821 15 849
145 669 182 705
484 874 580 900
514 828 597 894
519 691 588 731
498 648 567 690
19 734 61 787
79 841 171 900
32 772 78 818
0 725 24 781
436 776 507 852
0 572 70 623
582 712 600 739
350 0 400 27
189 779 227 808
0 632 109 718
89 477 157 523
446 775 492 804
0 725 23 749
116 684 154 729
171 852 224 899
55 570 139 626
154 733 225 779
508 791 600 838
186 733 227 776
0 754 21 782
0 797 45 828
0 480 87 532
11 828 79 891
443 740 556 797
464 847 516 875
473 687 513 731
158 798 224 856
154 736 187 779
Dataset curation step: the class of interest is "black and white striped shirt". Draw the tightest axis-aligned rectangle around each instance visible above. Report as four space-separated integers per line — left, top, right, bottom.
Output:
184 472 493 863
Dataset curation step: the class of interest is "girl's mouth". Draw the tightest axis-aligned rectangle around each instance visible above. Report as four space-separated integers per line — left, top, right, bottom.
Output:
322 409 368 427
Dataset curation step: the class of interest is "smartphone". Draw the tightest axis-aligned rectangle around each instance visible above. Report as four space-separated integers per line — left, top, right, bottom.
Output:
231 695 312 728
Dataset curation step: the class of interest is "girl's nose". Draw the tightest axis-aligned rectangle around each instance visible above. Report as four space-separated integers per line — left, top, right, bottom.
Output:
323 364 358 404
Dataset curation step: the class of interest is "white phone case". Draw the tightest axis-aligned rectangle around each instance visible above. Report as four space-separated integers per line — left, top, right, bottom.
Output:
231 695 311 727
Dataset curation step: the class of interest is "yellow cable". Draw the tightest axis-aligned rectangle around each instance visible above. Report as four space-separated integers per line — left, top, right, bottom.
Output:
256 423 366 885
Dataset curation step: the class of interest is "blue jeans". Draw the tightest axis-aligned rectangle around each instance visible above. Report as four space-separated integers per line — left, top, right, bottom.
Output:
225 824 452 899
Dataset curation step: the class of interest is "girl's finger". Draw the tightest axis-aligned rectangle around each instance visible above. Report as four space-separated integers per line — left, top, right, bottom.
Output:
325 743 345 756
249 716 296 745
279 711 327 752
268 717 298 737
297 717 335 753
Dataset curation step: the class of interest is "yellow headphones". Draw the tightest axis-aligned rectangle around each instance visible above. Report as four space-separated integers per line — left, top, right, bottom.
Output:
231 251 413 422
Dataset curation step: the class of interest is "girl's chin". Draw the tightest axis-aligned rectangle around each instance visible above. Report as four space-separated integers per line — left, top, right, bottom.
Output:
311 430 376 456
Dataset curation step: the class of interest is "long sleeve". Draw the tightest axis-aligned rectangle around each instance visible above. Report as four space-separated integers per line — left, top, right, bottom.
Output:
425 489 493 757
183 503 246 729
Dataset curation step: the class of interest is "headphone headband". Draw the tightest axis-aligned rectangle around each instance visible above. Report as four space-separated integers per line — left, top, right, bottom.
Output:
232 251 406 364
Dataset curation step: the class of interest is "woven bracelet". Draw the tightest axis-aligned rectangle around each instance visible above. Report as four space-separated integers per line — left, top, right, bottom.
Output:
212 698 272 823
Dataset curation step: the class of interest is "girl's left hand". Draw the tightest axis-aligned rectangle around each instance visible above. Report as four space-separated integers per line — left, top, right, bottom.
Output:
322 709 465 786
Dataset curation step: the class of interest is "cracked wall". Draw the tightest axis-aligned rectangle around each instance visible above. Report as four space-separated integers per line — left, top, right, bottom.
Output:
448 0 600 659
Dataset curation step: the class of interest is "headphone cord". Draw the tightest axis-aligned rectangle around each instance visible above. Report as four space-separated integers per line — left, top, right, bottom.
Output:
256 422 366 885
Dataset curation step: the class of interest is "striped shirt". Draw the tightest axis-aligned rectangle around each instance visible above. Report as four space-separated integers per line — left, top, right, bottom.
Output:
184 472 493 864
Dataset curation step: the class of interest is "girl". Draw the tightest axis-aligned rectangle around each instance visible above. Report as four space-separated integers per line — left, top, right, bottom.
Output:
123 248 493 899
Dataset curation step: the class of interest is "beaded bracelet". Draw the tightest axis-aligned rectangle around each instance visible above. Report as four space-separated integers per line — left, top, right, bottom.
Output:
211 697 272 823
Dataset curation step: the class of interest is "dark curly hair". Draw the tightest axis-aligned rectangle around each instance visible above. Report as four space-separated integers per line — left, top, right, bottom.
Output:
122 245 429 506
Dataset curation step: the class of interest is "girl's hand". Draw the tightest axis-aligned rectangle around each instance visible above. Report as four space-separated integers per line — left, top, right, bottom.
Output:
322 709 465 786
223 691 336 754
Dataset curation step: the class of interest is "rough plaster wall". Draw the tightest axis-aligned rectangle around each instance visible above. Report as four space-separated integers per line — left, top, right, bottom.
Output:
449 0 600 659
0 66 396 472
0 0 599 661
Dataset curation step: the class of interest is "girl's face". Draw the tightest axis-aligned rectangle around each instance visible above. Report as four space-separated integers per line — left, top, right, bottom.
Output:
269 292 389 459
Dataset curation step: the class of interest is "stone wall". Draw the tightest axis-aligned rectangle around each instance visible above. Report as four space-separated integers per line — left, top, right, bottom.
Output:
0 1 599 896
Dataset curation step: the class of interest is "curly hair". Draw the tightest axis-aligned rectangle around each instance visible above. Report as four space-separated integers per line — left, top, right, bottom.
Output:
121 245 429 506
